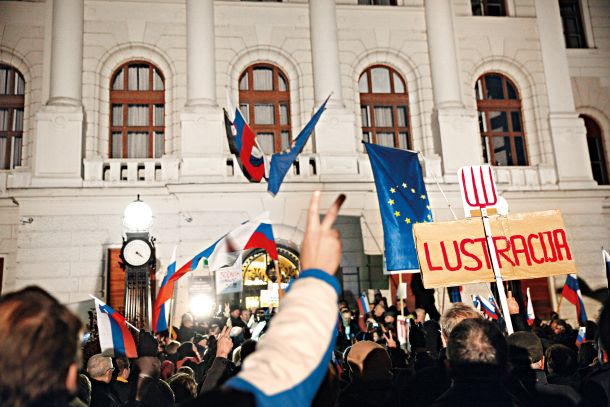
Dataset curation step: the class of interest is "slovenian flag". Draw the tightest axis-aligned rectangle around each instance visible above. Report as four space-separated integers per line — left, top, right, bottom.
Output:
92 296 138 358
152 213 279 332
479 295 499 320
576 326 586 347
224 106 266 183
562 274 588 325
526 287 535 326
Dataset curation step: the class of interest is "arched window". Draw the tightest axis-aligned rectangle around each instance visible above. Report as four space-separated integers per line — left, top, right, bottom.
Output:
359 65 411 150
475 73 527 166
0 64 25 170
239 64 290 154
581 115 608 185
109 61 165 159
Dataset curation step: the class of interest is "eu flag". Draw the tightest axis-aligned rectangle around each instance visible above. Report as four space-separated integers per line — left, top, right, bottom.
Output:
267 96 329 196
364 142 432 271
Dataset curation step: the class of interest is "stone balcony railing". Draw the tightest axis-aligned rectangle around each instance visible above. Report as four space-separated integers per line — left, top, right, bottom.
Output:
83 156 180 186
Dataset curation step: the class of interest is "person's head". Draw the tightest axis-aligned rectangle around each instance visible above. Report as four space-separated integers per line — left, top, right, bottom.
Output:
440 302 482 346
240 309 252 323
577 342 598 369
346 341 393 383
373 303 385 318
546 344 577 377
507 331 544 370
384 306 397 326
165 340 180 355
0 286 83 407
168 373 197 404
240 339 258 363
86 354 114 383
340 308 353 325
230 304 241 319
447 318 507 377
181 312 194 328
176 365 195 379
550 318 568 335
114 356 130 380
160 360 175 381
414 308 426 324
177 342 198 361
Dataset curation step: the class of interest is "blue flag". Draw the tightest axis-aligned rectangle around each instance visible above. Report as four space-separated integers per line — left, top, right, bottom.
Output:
364 142 432 271
267 97 329 196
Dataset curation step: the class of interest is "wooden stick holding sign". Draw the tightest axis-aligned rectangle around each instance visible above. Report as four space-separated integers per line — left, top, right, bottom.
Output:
459 166 514 334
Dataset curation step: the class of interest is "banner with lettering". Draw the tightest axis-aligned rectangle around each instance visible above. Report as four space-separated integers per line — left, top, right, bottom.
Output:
413 210 576 288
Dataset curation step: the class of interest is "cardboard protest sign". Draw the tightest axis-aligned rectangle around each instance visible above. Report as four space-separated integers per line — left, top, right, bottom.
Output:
413 210 576 288
215 261 243 295
259 289 279 308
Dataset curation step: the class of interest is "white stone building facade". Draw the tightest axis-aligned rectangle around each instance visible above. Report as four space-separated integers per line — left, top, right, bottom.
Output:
0 0 609 321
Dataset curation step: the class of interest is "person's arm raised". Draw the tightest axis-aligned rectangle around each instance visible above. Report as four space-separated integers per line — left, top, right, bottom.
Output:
225 191 345 407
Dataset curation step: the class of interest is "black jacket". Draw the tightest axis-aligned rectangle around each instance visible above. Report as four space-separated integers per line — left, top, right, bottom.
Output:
90 379 122 407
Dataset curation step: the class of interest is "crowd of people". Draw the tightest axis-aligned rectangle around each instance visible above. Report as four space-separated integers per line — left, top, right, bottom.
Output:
2 191 610 407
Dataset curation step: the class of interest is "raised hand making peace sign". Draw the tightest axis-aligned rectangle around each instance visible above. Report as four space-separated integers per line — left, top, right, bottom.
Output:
300 191 346 275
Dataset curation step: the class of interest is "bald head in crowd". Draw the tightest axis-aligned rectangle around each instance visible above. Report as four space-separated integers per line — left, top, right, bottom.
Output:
86 354 114 384
447 318 508 376
440 302 482 346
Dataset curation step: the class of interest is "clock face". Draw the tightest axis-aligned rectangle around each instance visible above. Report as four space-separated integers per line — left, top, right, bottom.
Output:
122 239 152 267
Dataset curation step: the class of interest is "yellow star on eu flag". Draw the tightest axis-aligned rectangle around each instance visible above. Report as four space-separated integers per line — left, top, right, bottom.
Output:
410 188 416 193
405 217 411 224
394 211 401 217
390 188 396 193
420 194 426 200
388 199 395 205
426 205 430 210
427 214 432 220
402 182 407 188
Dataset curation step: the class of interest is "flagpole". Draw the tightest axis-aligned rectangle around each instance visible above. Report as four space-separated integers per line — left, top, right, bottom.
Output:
167 284 177 339
398 273 404 317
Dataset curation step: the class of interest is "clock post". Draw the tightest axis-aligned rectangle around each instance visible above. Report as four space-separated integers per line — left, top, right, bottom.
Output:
120 196 156 330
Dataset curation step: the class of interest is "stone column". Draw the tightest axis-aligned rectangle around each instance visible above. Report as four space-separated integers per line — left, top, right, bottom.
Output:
308 0 358 176
180 0 224 179
33 0 84 186
535 1 594 188
425 0 480 181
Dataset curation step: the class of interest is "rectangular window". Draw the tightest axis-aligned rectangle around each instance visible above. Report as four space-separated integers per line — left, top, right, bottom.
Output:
361 107 370 127
0 136 7 169
398 132 408 150
14 75 25 95
371 68 391 93
376 132 394 147
358 0 397 5
559 0 587 48
239 104 250 122
374 106 393 127
154 132 164 158
396 106 408 127
0 109 8 131
0 69 8 94
112 105 123 126
281 131 290 151
153 69 164 91
112 133 122 158
127 132 148 158
254 104 274 125
127 105 149 126
12 136 22 167
279 104 288 125
154 105 164 126
471 0 506 16
239 73 249 91
257 133 274 155
253 69 273 91
12 109 23 132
